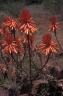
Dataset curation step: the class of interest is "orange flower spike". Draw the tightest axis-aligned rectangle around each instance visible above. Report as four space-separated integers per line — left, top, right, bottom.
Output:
39 34 57 55
42 34 51 44
19 9 31 23
21 37 28 47
3 18 11 27
3 17 18 30
51 16 57 25
15 37 23 53
0 28 4 35
2 35 18 54
50 16 59 32
19 9 37 35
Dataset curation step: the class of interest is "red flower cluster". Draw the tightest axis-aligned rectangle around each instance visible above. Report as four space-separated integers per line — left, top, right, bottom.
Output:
49 16 59 32
39 34 57 55
19 9 37 35
0 9 58 56
2 35 17 54
0 9 37 54
0 28 4 35
19 9 31 23
2 35 23 54
3 17 18 30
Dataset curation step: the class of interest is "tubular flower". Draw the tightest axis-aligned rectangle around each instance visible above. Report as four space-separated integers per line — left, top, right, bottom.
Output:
19 9 37 35
49 16 59 32
2 17 18 30
0 28 4 35
0 27 11 36
39 34 57 55
0 64 7 72
19 9 31 23
2 35 18 54
21 37 28 46
51 16 57 25
20 35 34 47
15 37 23 53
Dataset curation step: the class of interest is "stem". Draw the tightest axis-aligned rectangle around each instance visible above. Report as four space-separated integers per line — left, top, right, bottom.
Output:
19 50 26 73
40 54 42 67
40 53 50 71
11 28 16 39
54 30 63 53
11 53 29 76
31 60 50 81
38 52 43 67
0 47 7 65
1 52 7 64
27 34 32 96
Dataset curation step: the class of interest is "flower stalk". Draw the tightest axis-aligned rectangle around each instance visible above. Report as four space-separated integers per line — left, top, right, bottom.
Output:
54 29 63 53
27 34 32 96
40 52 50 71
